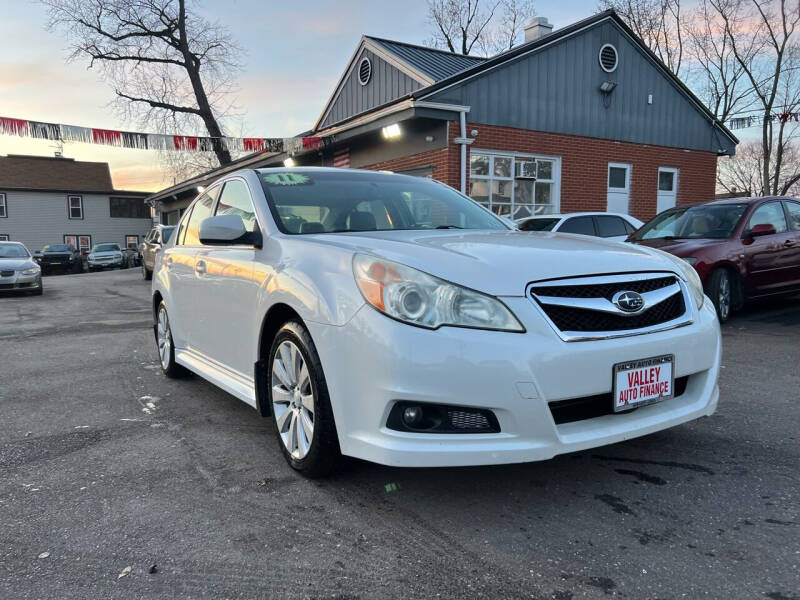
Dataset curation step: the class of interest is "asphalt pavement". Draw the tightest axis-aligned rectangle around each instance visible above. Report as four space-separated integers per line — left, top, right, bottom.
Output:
1 269 798 599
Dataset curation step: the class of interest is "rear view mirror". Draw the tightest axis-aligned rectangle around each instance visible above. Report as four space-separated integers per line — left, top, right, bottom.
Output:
748 223 777 238
199 215 262 248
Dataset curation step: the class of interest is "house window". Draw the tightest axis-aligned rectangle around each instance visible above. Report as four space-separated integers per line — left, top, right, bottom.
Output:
469 152 559 219
125 235 139 250
0 234 9 241
78 235 91 254
68 195 83 219
110 197 149 219
64 235 78 248
0 193 6 218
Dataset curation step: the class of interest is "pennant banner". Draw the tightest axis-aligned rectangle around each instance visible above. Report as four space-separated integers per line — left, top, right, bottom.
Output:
0 115 329 155
726 112 800 130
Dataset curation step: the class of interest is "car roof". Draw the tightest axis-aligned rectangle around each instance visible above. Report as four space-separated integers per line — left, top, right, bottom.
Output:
519 212 639 220
707 196 797 205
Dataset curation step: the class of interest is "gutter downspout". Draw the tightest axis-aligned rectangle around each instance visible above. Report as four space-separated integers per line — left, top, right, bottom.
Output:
453 108 473 194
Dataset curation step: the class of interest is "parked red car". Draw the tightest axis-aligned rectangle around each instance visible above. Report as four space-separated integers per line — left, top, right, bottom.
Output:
629 196 800 322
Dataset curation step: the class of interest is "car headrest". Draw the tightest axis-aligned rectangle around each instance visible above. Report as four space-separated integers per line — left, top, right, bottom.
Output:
347 211 377 231
300 222 325 234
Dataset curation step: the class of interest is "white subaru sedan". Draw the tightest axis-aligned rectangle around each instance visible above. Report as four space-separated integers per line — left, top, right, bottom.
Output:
152 168 721 477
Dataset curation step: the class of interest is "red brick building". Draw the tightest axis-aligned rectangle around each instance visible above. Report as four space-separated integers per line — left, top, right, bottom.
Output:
150 10 736 224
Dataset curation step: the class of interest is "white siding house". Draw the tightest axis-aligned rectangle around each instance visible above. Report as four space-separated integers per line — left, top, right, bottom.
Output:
0 155 152 253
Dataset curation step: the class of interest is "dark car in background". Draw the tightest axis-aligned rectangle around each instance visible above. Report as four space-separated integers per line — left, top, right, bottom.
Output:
36 244 83 274
629 197 800 322
140 225 175 280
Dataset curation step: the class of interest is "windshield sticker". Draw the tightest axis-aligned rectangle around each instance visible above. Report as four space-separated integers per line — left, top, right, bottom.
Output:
262 173 312 186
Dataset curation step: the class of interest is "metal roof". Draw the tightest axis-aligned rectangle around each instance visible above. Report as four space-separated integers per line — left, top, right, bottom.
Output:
366 37 487 82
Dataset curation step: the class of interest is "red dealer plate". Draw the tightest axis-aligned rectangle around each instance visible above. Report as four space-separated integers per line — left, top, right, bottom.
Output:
612 354 675 413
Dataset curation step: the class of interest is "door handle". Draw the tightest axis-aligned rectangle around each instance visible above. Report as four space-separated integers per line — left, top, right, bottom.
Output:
165 256 173 267
195 260 207 275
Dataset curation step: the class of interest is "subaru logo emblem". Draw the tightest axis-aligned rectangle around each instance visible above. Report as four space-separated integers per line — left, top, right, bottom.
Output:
613 290 644 313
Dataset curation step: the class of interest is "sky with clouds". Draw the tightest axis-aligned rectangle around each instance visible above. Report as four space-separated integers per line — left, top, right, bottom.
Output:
0 1 645 191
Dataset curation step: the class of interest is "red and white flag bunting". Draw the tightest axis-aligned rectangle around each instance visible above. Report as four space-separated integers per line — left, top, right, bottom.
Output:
333 147 350 168
0 115 326 155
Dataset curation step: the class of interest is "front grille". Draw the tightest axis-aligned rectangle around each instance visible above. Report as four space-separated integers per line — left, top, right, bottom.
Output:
533 276 676 299
543 293 685 332
529 273 689 339
549 376 690 425
1 270 14 277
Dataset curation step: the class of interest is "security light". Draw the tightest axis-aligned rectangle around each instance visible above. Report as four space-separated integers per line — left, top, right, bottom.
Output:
599 81 617 93
283 157 296 167
381 124 402 140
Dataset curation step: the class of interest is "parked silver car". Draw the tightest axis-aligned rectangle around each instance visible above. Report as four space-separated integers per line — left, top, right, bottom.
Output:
87 243 125 271
0 241 42 295
140 225 175 280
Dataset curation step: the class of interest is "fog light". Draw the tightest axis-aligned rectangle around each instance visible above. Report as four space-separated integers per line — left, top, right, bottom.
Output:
402 406 423 426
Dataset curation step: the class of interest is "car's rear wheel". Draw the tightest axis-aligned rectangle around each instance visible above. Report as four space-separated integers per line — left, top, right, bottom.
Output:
156 301 188 378
142 261 152 280
708 268 732 323
267 321 340 478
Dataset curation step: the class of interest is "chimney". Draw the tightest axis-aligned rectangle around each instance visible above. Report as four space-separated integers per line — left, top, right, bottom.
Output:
524 17 553 43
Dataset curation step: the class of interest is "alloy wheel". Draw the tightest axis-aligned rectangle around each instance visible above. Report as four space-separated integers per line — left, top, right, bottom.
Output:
271 340 315 459
156 307 172 370
718 273 730 321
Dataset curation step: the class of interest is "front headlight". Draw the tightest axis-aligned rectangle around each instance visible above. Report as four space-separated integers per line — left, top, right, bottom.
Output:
21 267 40 276
87 254 95 260
353 254 524 331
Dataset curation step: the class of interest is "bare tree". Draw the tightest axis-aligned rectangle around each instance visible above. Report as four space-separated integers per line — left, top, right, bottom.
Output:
710 0 800 196
718 139 800 195
685 0 757 121
42 0 241 167
600 0 685 76
426 0 536 56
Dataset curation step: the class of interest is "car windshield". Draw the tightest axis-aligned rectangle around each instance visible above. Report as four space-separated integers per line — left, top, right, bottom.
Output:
162 227 175 243
93 244 120 252
43 244 71 252
518 218 560 231
259 170 507 234
631 204 749 240
0 244 30 258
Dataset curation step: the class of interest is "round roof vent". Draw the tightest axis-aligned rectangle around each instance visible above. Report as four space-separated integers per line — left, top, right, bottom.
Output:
358 57 372 86
599 44 618 73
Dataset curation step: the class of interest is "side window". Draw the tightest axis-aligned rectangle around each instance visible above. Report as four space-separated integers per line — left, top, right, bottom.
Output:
748 202 787 234
623 220 637 234
784 201 800 231
182 195 215 246
595 215 628 237
559 216 596 236
215 180 257 232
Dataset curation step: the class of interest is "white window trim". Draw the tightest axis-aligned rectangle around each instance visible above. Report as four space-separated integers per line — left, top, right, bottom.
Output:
0 192 6 218
469 149 562 216
657 167 679 194
68 195 83 220
608 162 632 192
0 234 9 241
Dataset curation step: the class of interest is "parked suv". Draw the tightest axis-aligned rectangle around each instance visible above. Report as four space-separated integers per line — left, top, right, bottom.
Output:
152 168 720 477
87 243 125 271
37 243 83 274
629 197 800 322
140 225 175 280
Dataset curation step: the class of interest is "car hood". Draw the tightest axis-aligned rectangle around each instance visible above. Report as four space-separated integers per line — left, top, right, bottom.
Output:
0 258 36 270
632 237 726 257
301 230 679 296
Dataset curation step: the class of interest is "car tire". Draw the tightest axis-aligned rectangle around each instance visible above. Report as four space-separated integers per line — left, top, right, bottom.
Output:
155 301 188 378
707 268 732 323
32 286 43 296
267 320 341 478
142 261 152 280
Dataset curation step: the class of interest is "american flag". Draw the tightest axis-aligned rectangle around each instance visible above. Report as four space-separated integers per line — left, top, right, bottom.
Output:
333 147 350 168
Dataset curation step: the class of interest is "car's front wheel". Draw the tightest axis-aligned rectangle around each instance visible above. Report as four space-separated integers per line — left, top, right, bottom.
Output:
708 268 732 323
155 301 188 378
267 321 341 478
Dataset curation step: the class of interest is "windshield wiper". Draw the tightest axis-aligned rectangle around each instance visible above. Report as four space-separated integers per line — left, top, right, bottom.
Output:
435 225 463 229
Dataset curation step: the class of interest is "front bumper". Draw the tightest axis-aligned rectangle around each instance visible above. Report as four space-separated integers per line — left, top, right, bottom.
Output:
0 271 42 292
88 258 123 268
308 296 721 468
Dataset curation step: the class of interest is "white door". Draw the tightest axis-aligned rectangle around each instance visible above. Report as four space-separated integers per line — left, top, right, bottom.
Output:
607 163 631 214
657 167 679 214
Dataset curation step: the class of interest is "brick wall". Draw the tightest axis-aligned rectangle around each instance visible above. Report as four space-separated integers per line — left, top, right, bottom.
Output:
360 121 719 222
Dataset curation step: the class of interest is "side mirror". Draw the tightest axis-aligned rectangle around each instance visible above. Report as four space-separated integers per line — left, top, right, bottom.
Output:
748 223 777 238
199 215 262 248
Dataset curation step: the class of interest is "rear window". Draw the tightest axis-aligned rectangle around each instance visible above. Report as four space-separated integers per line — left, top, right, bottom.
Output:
519 218 559 232
595 216 628 237
558 216 596 236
